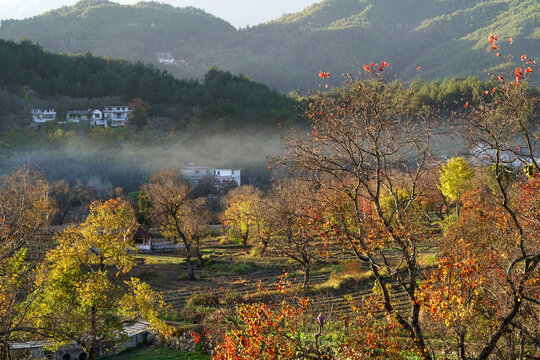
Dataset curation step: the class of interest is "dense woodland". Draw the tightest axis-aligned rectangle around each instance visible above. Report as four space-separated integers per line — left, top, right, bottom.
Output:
0 0 538 91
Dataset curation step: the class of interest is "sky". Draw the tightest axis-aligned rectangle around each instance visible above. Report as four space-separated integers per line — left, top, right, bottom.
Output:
0 0 321 28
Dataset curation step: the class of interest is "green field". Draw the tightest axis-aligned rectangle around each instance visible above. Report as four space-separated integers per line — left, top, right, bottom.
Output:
106 345 210 360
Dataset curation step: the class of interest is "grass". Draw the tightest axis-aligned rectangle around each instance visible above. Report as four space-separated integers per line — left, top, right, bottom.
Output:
418 253 439 267
136 254 186 265
105 345 210 360
207 260 264 276
314 260 374 291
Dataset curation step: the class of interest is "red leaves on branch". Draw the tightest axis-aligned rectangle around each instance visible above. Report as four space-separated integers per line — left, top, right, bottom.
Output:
363 61 389 73
514 67 523 83
488 34 499 50
318 71 330 79
363 63 374 72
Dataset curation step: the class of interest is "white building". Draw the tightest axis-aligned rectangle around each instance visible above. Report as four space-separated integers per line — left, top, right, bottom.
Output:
157 52 175 64
65 110 90 123
181 166 241 186
32 109 56 123
103 106 132 127
90 110 106 127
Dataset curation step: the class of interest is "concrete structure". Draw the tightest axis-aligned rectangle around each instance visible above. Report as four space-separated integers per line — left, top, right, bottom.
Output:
181 166 241 186
32 109 56 123
103 106 132 127
10 323 148 360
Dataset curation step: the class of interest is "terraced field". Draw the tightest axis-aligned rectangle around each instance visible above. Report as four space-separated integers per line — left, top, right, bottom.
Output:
131 236 424 324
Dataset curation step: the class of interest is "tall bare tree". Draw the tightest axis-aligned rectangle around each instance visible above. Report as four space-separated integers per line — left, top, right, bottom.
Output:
143 168 209 280
266 177 328 288
282 67 435 358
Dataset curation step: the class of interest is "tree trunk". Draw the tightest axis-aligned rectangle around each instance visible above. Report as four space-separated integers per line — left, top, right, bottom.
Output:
186 256 195 281
259 237 269 255
89 306 98 360
302 264 310 289
457 329 467 360
195 242 204 266
242 233 249 253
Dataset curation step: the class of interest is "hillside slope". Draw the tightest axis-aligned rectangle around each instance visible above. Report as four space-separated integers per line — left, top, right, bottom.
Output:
0 0 538 90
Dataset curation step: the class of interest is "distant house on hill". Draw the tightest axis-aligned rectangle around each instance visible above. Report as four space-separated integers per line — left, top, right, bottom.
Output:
157 52 175 64
64 109 103 124
33 106 132 127
181 166 241 186
32 109 56 123
64 110 90 123
103 106 132 127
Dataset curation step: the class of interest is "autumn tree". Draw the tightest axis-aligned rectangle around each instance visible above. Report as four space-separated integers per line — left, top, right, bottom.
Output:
50 179 92 225
30 199 170 360
184 197 212 265
143 168 208 280
220 185 264 253
422 41 540 360
438 157 474 216
266 178 328 288
0 168 54 359
281 65 435 358
213 277 334 360
128 97 150 129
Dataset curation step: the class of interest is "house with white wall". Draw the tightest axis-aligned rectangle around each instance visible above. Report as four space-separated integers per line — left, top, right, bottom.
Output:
103 106 132 127
32 109 56 123
181 166 241 187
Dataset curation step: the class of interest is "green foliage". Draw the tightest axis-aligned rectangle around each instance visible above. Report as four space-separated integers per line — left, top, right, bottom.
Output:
1 0 538 90
0 38 298 127
29 199 170 358
438 157 475 202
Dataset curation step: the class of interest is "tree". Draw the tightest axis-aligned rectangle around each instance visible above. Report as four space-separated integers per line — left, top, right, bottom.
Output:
50 179 92 225
213 278 334 360
29 199 170 360
424 42 540 359
281 65 435 359
183 197 212 265
266 178 328 288
143 168 208 280
128 97 150 129
0 168 54 359
438 157 474 216
220 185 264 253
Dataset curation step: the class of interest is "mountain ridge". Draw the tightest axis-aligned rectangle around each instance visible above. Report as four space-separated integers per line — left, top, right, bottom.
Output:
0 0 538 91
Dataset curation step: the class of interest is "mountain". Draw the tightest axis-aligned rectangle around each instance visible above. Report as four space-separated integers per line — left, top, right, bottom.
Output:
0 0 538 91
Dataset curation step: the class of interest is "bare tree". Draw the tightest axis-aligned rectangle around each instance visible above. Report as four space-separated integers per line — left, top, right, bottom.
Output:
50 179 92 225
266 177 328 288
457 66 540 360
144 168 209 280
282 68 435 359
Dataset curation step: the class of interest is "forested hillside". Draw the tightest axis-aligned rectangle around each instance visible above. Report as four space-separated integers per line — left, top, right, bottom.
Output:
0 0 538 91
0 38 297 128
